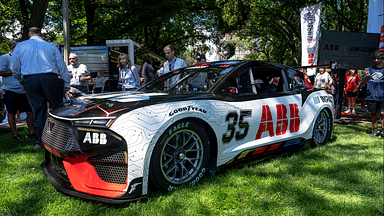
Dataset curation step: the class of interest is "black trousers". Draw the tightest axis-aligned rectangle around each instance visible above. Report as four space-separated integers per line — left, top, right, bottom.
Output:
23 73 64 144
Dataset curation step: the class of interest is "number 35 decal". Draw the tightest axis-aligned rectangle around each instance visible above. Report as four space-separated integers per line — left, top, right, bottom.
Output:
222 110 252 143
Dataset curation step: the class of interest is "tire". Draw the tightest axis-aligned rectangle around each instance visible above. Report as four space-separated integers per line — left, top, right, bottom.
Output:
311 109 332 146
149 120 210 191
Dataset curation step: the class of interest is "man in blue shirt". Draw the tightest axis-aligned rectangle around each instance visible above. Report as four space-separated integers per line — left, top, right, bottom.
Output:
11 27 70 149
0 40 34 141
365 50 384 137
163 45 186 88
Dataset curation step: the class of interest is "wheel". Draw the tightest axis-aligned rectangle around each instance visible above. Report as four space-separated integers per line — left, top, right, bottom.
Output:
311 109 332 146
149 120 210 191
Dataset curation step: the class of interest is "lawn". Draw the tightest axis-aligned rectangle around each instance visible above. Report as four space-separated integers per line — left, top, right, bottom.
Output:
0 123 383 216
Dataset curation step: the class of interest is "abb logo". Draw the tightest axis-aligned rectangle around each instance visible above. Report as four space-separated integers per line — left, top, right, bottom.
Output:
323 44 339 51
255 104 300 140
83 132 107 144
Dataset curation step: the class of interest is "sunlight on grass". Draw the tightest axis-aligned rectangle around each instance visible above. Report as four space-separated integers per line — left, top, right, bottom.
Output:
0 124 383 215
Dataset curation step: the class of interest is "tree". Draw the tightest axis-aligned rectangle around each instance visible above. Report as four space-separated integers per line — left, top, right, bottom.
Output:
0 0 50 40
214 0 369 65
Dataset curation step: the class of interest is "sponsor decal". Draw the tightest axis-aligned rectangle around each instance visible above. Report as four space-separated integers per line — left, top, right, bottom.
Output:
167 168 206 191
283 139 302 148
128 182 142 194
169 106 207 116
320 95 333 103
168 122 190 135
255 104 300 140
47 121 55 133
237 150 251 159
313 96 321 104
83 132 107 144
267 143 282 151
252 146 268 155
222 110 252 143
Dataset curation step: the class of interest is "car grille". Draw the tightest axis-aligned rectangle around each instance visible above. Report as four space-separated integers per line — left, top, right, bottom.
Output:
42 117 78 152
43 117 128 184
89 149 128 184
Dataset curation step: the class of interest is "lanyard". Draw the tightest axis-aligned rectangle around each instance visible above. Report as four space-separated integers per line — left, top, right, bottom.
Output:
121 67 137 82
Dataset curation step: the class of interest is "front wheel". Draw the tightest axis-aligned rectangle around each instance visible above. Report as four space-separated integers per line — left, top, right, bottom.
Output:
149 120 210 191
311 109 332 146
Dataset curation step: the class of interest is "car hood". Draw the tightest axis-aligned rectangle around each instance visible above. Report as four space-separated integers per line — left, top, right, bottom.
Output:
50 91 215 119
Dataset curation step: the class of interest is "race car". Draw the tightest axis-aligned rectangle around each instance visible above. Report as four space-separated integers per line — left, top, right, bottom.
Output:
40 60 334 204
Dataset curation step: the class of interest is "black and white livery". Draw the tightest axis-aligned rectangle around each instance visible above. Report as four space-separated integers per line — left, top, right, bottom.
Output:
40 60 334 203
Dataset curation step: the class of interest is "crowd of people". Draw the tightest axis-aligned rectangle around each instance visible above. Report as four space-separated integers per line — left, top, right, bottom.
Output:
0 27 194 148
304 50 384 138
0 27 383 150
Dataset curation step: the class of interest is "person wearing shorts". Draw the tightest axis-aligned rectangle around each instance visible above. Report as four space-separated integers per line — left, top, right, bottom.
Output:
2 91 34 140
344 69 360 114
0 40 34 141
365 50 384 137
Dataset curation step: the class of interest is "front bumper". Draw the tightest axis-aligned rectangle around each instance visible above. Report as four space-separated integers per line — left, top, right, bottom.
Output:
41 150 145 204
40 116 145 203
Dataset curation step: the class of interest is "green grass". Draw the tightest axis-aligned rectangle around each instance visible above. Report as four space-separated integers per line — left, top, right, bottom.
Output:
0 124 383 216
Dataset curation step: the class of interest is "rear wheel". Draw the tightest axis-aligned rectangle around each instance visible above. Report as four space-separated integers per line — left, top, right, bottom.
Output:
312 109 332 146
149 120 210 191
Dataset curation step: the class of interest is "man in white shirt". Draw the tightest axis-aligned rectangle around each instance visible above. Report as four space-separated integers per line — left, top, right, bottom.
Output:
67 53 90 97
163 45 186 88
314 68 332 89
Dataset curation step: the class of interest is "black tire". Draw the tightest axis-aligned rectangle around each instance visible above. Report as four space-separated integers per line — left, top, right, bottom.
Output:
149 120 210 191
311 109 332 146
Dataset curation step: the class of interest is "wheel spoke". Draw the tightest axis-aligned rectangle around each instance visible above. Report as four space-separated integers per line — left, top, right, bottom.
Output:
164 162 176 176
313 111 330 145
160 128 205 184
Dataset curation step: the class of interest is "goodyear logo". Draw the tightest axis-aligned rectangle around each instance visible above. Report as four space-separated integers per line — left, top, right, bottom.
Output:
169 106 207 116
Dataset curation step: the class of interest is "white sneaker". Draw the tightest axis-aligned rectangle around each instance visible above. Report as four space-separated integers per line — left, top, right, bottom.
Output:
345 110 351 114
351 110 356 114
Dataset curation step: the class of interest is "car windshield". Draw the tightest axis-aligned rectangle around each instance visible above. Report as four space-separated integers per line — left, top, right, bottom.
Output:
139 65 234 93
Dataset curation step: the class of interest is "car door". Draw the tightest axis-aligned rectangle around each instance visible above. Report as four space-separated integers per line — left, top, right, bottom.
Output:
216 62 303 162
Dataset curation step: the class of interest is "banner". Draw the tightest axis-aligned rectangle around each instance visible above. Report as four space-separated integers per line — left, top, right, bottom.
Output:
318 31 379 70
300 4 321 76
367 0 384 50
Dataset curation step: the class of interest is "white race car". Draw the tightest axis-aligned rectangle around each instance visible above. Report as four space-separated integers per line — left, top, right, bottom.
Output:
41 60 334 203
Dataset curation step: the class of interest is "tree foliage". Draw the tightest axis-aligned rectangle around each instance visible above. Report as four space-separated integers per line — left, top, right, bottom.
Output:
214 0 369 65
0 0 370 65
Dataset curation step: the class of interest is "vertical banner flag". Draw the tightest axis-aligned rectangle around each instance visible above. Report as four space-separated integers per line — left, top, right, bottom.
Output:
301 4 321 77
367 0 384 50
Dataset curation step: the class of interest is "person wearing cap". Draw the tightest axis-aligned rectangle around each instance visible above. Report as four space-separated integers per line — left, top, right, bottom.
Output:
11 27 70 149
0 40 34 141
163 45 186 88
67 53 90 97
365 50 384 138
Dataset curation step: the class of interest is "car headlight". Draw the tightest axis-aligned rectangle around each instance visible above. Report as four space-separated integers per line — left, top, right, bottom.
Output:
73 118 115 127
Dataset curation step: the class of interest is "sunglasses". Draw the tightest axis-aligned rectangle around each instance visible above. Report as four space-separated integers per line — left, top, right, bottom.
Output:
69 57 76 60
